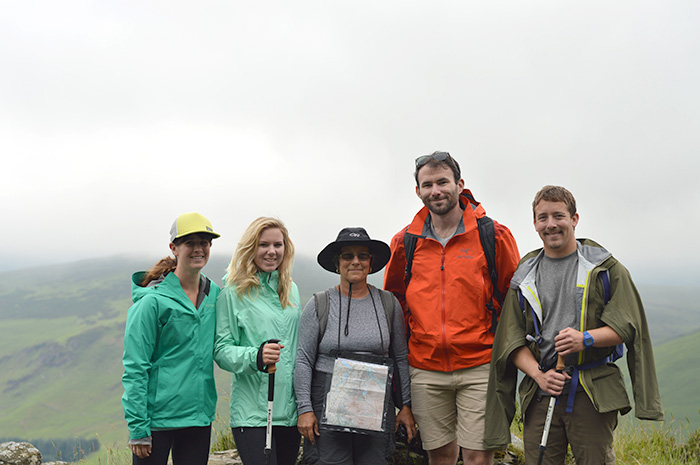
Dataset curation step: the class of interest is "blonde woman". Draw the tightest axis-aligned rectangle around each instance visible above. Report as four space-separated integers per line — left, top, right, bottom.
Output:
214 217 302 465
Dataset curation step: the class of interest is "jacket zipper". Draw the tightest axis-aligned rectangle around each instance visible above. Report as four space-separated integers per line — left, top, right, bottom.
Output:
577 269 594 399
440 251 450 371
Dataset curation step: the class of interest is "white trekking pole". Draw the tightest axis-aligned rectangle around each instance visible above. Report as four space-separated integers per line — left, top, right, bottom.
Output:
264 339 280 465
537 355 565 465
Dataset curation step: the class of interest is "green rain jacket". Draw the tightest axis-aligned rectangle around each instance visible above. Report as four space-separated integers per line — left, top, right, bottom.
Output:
121 271 220 440
484 239 663 449
214 271 301 427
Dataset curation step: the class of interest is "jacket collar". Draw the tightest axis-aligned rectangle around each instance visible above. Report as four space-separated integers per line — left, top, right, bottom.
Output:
512 239 613 323
407 189 486 237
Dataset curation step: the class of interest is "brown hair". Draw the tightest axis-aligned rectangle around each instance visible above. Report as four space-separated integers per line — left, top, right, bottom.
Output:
141 257 177 285
225 217 296 308
532 185 577 219
414 152 462 186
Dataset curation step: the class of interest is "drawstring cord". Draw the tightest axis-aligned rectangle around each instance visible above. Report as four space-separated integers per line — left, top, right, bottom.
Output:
345 283 352 336
336 283 384 352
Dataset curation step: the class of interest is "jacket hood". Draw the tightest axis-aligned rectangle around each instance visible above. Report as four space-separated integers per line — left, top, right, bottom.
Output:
510 238 614 290
131 271 153 303
130 270 209 310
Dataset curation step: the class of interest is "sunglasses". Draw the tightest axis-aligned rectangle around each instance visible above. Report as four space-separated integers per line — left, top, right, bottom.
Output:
338 252 372 261
415 151 453 169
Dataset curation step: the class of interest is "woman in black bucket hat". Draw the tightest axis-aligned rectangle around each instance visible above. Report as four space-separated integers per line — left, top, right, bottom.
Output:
294 227 416 465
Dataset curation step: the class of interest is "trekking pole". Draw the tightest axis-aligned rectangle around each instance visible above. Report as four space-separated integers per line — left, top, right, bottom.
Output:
537 355 565 465
264 339 280 465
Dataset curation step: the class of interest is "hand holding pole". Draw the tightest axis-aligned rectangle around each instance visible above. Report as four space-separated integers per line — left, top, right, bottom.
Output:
537 354 566 465
264 339 281 465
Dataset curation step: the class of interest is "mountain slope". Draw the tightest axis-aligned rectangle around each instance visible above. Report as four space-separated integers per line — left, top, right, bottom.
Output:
653 329 700 428
0 255 698 458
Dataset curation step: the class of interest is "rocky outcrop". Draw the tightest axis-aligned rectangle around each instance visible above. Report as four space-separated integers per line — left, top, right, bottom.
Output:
0 442 41 465
208 449 242 464
0 442 68 465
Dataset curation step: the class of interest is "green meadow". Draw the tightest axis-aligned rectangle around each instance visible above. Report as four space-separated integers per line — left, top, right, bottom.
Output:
0 255 698 463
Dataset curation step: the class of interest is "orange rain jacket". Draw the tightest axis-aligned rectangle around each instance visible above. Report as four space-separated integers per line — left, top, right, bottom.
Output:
383 189 520 372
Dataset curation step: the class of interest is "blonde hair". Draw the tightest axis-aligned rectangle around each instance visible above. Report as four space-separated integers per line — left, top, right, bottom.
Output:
225 217 296 308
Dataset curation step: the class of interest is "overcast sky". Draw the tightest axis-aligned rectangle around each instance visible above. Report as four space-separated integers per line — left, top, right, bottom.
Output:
1 1 698 286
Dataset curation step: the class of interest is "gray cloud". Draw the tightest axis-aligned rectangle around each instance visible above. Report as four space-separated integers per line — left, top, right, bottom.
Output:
1 0 698 285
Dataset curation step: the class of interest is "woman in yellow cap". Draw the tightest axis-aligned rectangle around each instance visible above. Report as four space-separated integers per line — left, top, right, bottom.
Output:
122 212 220 465
214 217 302 465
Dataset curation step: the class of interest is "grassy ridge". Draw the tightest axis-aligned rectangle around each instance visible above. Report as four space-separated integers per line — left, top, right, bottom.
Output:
654 329 700 427
641 285 700 344
0 255 698 463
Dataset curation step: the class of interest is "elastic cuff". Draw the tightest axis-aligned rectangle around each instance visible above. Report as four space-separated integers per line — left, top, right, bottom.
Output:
128 436 152 446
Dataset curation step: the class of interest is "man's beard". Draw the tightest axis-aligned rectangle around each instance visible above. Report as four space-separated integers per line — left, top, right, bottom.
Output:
424 194 457 216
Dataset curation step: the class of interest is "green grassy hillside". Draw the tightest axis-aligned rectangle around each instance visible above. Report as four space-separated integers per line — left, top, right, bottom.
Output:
654 329 700 429
0 254 342 462
639 285 700 344
0 256 697 462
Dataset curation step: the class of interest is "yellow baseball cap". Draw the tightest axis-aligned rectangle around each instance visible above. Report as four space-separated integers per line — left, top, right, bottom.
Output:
169 212 220 242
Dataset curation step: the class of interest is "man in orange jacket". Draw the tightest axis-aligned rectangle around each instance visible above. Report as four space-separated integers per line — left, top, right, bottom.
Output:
384 152 519 465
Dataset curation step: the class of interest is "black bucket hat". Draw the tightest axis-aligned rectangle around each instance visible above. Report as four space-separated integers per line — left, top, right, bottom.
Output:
317 227 391 274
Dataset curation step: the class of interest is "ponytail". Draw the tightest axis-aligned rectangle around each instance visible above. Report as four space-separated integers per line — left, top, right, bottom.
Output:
141 257 177 286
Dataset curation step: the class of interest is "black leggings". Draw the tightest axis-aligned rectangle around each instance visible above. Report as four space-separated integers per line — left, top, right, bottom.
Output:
232 426 301 465
132 425 211 465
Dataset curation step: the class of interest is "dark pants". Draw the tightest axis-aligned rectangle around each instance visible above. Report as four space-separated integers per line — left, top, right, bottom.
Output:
232 426 301 465
304 371 390 465
132 425 211 465
523 391 617 465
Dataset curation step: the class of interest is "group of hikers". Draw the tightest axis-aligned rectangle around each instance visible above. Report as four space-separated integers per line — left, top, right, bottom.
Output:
121 152 664 465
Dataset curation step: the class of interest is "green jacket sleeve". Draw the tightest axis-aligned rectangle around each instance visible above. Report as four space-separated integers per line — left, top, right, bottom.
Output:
213 287 259 375
599 263 664 420
121 296 159 440
484 288 527 449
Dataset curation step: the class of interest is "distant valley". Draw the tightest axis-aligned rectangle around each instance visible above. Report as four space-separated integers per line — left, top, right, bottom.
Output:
0 255 698 462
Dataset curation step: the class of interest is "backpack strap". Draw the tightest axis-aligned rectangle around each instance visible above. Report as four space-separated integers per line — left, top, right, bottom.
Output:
519 289 544 347
313 290 331 337
378 289 394 338
477 215 501 333
403 229 419 287
599 269 611 304
378 288 406 407
597 268 624 360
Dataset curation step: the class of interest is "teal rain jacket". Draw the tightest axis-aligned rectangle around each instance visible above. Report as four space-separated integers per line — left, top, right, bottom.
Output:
214 271 301 427
121 271 220 440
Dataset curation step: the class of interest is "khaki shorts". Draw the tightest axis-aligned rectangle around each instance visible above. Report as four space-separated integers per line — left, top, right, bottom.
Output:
409 364 490 451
